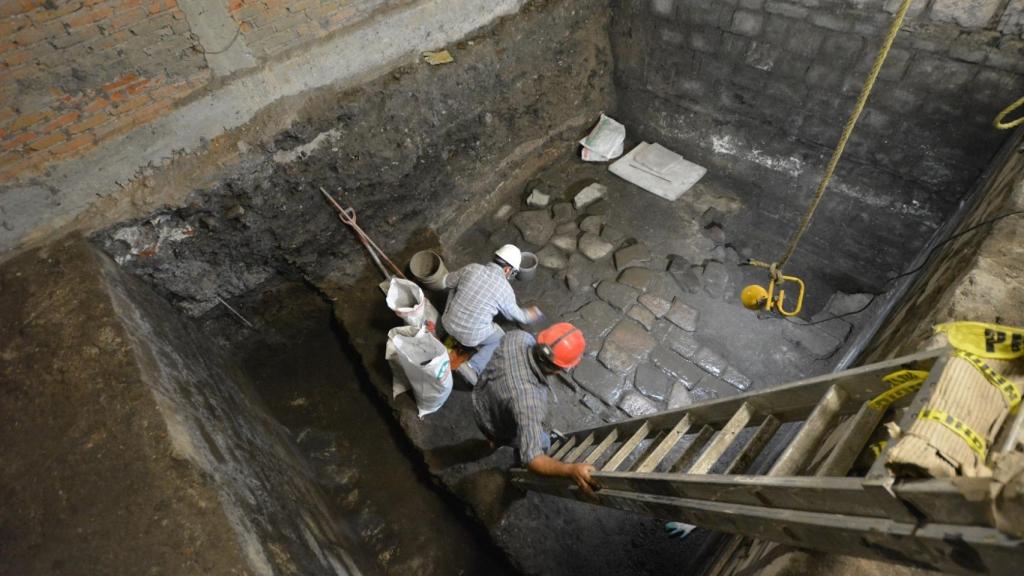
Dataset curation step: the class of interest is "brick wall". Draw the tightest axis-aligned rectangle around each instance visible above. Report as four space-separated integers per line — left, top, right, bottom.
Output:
0 0 403 183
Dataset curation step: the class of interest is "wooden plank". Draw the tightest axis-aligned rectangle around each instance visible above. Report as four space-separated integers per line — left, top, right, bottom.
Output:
551 436 576 461
993 401 1024 454
563 433 595 464
690 403 755 474
770 385 847 476
894 478 996 527
670 425 714 473
584 429 618 465
543 349 944 442
816 401 884 477
634 415 693 473
725 414 780 475
547 439 563 456
602 422 650 472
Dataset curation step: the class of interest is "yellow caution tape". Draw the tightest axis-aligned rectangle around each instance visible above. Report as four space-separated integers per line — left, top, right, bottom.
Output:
935 321 1024 360
868 369 930 411
917 408 987 460
952 350 1021 412
870 440 888 458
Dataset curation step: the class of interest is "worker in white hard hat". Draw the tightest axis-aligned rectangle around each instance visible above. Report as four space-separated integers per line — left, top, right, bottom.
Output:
441 244 542 385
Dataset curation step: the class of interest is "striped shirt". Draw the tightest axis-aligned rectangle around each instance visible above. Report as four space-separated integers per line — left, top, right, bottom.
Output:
472 331 550 465
441 262 530 346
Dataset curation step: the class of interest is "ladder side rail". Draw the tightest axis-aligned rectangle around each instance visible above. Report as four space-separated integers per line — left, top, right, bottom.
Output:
769 385 847 476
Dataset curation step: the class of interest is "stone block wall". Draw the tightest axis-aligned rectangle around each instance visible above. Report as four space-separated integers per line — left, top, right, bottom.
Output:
0 0 401 182
610 0 1024 290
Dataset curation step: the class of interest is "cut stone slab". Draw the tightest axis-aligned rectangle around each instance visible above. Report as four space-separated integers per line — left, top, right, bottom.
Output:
667 383 693 410
580 393 606 414
599 319 656 374
618 267 654 292
596 280 640 311
579 232 614 261
667 255 702 294
614 242 652 271
705 225 726 246
782 318 842 359
488 223 521 248
665 298 699 332
600 225 627 247
550 234 578 252
634 363 671 401
573 182 607 209
579 214 605 234
575 299 620 342
650 346 705 390
702 261 730 298
618 391 660 417
536 245 568 269
511 210 555 246
694 347 728 377
551 202 574 223
722 367 752 391
638 294 671 318
572 357 626 405
627 304 655 331
554 221 578 235
701 207 723 228
668 328 700 360
690 386 719 404
526 189 550 208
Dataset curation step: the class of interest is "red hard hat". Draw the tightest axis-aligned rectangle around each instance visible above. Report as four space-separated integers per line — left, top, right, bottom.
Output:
537 322 586 369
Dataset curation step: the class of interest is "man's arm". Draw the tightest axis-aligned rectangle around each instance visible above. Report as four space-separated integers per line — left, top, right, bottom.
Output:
496 282 539 325
527 454 600 498
442 267 463 290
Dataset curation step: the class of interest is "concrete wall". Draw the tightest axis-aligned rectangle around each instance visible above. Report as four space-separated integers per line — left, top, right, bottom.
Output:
609 0 1024 290
0 0 530 255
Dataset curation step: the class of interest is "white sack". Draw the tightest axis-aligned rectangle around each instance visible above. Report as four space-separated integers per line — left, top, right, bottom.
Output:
385 277 438 330
580 113 626 162
386 325 453 417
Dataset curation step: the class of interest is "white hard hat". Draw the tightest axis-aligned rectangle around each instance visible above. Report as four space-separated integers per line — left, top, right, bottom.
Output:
494 244 522 271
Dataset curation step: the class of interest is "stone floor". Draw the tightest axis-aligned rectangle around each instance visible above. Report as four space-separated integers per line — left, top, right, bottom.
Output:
448 153 878 428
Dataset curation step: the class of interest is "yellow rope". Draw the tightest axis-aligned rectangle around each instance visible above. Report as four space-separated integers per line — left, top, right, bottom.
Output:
776 0 915 269
994 96 1024 130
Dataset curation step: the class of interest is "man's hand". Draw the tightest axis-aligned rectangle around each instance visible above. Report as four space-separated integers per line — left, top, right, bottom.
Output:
569 463 599 499
525 306 544 324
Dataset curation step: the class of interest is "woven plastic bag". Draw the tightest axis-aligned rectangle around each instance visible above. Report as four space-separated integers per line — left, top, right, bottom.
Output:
386 325 452 418
385 277 438 331
580 113 625 162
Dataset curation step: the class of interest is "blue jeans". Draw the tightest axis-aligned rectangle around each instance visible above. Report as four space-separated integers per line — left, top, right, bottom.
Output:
468 325 504 375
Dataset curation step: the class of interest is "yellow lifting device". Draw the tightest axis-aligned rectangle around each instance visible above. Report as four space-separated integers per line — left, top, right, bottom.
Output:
741 0 912 318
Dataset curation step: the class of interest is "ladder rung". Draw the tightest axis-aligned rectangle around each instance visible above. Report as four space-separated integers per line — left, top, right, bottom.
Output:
816 401 884 477
602 422 651 472
670 425 715 473
634 415 693 473
551 436 577 461
547 439 563 456
690 402 755 474
725 414 780 474
563 433 595 463
770 385 847 476
584 429 619 465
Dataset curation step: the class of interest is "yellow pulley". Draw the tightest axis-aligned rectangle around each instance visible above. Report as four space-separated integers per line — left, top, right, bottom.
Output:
741 259 805 317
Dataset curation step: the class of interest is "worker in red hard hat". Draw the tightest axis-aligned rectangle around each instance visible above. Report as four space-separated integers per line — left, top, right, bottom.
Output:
441 244 542 385
472 322 599 497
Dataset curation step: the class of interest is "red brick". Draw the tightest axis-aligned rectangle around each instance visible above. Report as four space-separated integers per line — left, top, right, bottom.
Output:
101 73 139 93
50 132 94 157
81 97 109 114
28 1 82 23
3 48 34 67
111 94 149 115
28 131 67 151
0 107 16 126
127 99 171 125
0 152 48 181
3 131 37 150
148 80 195 103
12 24 45 45
42 110 80 131
67 112 108 134
104 5 146 30
124 77 153 96
64 5 112 29
9 109 49 131
91 113 134 142
227 0 244 13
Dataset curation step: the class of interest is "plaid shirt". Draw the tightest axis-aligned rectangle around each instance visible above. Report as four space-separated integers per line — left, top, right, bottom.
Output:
473 331 550 465
441 263 530 346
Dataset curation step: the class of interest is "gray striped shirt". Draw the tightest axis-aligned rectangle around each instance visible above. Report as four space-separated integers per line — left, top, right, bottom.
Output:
472 331 550 465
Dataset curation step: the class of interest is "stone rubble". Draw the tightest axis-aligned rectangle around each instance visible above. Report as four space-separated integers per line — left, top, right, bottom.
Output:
573 182 607 209
526 189 551 208
579 232 615 261
638 293 671 318
598 318 656 374
511 209 555 246
596 279 639 311
580 214 605 234
627 303 656 331
614 242 652 271
665 298 700 332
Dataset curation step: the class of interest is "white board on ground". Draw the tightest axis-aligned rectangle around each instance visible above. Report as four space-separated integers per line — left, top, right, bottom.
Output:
609 142 707 202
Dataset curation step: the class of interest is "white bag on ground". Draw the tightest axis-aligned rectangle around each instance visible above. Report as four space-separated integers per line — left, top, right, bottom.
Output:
580 113 626 162
385 277 438 330
386 325 453 417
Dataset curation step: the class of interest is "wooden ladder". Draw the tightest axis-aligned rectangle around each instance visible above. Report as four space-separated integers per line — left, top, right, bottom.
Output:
511 348 1024 575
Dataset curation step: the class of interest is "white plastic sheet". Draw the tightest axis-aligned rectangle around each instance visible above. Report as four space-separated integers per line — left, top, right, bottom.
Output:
579 113 626 162
386 325 453 417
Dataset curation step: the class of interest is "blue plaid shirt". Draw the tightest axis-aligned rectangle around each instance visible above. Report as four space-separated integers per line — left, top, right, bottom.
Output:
442 263 530 346
472 331 550 465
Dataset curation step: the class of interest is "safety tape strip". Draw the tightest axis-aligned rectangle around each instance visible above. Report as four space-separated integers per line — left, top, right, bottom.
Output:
869 440 888 458
953 350 1021 412
868 369 930 411
935 321 1024 360
917 408 987 460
